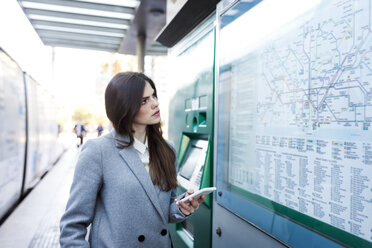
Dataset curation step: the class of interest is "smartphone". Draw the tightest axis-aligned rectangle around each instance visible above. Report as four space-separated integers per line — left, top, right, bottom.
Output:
176 187 217 205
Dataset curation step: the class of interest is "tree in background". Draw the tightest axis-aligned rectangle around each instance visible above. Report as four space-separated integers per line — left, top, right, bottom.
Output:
72 107 93 124
71 106 110 133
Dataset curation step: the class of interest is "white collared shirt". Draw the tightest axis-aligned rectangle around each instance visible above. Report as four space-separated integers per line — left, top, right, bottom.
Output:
133 137 150 173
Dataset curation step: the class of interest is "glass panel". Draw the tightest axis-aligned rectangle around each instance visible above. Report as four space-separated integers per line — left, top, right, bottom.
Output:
216 0 372 247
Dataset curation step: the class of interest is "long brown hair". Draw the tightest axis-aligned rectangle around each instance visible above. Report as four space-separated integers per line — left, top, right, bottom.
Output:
105 72 177 191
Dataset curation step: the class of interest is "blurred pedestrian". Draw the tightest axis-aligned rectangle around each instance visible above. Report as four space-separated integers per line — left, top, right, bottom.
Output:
60 72 205 248
73 120 86 147
96 123 103 137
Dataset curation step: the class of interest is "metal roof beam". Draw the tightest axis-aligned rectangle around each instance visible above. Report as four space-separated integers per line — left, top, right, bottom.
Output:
43 37 119 48
18 0 135 14
150 42 167 48
36 29 123 44
146 46 167 55
31 20 127 35
24 8 131 25
145 50 167 56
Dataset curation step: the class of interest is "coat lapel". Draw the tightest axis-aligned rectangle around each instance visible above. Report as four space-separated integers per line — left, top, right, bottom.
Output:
112 131 167 224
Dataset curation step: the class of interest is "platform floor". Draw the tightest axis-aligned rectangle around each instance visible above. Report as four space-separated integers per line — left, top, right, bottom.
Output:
0 134 88 248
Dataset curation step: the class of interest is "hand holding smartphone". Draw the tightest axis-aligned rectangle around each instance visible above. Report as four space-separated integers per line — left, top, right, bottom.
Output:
176 187 216 205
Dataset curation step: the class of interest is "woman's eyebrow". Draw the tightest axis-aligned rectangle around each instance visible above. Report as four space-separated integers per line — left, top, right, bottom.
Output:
142 90 155 99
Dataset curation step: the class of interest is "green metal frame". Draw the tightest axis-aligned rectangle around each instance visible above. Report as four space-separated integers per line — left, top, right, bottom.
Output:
167 13 216 248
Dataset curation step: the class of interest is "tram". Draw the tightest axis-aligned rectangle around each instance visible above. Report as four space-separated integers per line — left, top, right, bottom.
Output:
0 48 64 221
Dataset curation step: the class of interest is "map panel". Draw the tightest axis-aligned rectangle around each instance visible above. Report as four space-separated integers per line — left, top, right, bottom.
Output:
221 0 372 243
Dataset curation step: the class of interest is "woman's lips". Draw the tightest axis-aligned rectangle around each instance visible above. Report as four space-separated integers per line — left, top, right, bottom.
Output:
152 110 160 117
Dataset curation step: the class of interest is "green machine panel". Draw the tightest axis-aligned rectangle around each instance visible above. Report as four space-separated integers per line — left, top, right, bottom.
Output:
167 15 215 248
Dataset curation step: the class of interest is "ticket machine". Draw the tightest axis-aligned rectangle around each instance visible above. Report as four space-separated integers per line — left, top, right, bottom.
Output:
165 15 215 248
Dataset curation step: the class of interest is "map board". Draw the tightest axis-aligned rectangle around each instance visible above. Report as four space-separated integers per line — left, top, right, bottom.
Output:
216 0 372 247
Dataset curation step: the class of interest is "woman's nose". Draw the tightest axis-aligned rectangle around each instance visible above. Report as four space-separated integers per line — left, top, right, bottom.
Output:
151 97 159 108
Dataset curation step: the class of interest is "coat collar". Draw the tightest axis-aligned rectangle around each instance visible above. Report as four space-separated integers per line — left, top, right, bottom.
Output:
111 129 130 147
111 130 166 224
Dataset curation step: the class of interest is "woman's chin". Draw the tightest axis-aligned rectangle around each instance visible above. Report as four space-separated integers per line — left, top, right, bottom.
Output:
149 118 161 125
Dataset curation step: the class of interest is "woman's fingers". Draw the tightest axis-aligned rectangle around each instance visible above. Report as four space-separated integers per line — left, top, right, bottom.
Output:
176 188 208 216
198 194 206 204
189 198 199 209
187 195 206 209
185 189 194 197
178 201 194 215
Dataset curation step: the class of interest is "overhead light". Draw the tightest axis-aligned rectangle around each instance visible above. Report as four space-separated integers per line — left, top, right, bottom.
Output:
28 15 129 29
75 0 140 8
21 2 134 19
34 25 125 37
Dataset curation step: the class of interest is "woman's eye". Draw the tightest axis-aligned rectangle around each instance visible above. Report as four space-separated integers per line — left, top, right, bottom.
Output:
141 99 147 105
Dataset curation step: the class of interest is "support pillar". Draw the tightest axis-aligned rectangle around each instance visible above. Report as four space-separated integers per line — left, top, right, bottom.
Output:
137 34 145 73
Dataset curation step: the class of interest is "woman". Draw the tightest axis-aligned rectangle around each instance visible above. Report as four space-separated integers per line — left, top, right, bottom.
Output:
60 72 205 247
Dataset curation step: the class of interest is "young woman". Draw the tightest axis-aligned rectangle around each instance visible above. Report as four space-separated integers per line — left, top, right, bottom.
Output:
60 72 205 248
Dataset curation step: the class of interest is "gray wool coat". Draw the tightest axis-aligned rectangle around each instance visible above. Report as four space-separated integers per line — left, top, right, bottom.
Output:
60 130 187 248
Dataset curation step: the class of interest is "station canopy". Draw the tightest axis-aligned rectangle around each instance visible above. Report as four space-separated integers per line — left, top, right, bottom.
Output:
17 0 167 55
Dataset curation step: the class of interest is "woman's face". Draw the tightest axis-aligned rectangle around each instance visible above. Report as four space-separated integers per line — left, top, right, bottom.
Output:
133 82 161 127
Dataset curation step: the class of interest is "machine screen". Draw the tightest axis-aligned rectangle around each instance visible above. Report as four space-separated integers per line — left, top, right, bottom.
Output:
180 145 203 180
178 139 208 190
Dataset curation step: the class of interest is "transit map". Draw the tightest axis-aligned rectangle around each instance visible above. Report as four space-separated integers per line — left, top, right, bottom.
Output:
222 0 372 244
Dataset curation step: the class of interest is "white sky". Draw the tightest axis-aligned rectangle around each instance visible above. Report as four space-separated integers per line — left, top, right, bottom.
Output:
53 47 112 106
